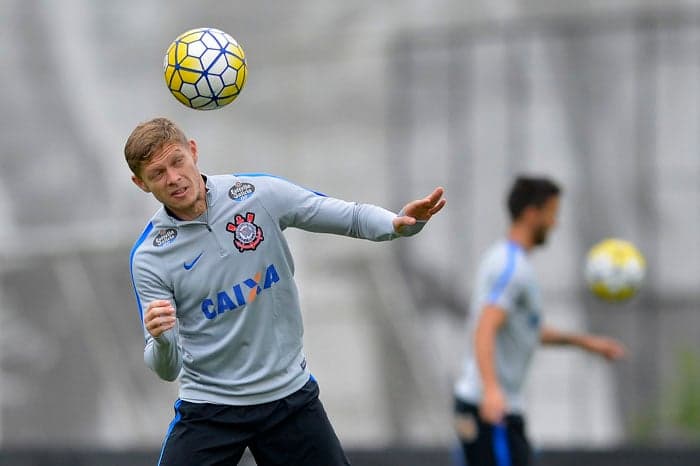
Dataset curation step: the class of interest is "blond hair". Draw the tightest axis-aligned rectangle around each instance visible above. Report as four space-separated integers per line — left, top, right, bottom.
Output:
124 117 189 176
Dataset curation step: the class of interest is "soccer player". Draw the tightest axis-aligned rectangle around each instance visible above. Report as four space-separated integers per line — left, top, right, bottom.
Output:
453 176 625 466
125 117 446 466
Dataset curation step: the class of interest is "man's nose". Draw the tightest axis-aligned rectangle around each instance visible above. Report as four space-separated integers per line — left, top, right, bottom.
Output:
165 167 181 184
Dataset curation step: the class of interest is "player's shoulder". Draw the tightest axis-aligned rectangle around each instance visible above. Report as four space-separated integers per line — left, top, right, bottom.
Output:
208 172 284 191
130 221 158 268
130 211 178 259
130 221 155 255
481 240 527 275
200 173 275 204
229 173 326 197
230 172 297 188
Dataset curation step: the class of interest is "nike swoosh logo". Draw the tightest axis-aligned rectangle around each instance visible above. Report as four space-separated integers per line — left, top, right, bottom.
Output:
183 252 204 270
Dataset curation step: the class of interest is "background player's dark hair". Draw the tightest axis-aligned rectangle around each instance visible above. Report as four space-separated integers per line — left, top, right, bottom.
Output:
507 176 561 220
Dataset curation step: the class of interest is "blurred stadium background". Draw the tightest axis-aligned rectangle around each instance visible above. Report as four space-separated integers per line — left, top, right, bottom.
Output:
0 0 698 465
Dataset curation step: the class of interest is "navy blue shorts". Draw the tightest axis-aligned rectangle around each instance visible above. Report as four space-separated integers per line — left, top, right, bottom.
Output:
158 379 350 466
454 399 533 466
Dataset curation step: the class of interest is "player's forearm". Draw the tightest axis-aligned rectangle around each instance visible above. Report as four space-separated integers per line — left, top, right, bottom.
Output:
475 327 501 391
144 331 183 381
352 202 404 240
542 326 626 360
290 195 398 241
474 306 507 392
540 326 585 347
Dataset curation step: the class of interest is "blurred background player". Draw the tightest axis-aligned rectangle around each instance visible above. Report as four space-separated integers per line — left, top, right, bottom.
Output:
452 176 626 466
125 117 446 466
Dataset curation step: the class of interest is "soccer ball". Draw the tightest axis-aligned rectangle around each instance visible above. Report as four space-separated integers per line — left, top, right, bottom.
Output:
163 27 247 110
585 238 646 302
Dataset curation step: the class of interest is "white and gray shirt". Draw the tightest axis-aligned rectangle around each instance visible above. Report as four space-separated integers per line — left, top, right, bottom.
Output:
454 240 542 414
130 173 423 406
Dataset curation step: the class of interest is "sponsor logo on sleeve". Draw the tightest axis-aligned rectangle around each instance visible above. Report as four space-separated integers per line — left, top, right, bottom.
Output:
228 182 255 201
153 228 178 247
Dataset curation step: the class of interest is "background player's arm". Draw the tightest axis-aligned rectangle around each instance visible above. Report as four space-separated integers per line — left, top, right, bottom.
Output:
475 304 508 424
540 325 626 360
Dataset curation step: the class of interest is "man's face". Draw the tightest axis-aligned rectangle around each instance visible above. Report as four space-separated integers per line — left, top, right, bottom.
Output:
132 139 204 219
532 195 560 246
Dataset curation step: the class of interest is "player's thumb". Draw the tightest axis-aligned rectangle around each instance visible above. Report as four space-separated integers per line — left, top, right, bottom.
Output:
393 215 417 232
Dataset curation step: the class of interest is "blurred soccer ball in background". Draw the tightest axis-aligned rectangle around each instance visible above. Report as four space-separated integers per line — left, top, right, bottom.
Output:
164 27 247 110
585 238 646 302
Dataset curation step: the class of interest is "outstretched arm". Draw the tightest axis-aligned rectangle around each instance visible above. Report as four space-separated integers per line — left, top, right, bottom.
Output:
392 186 446 234
268 176 445 241
540 325 626 361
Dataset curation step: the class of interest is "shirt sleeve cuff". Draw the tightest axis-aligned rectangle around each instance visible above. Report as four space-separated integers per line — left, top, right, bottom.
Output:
395 209 427 237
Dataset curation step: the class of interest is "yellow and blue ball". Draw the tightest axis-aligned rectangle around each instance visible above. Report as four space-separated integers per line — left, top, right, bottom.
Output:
585 238 646 302
164 27 247 110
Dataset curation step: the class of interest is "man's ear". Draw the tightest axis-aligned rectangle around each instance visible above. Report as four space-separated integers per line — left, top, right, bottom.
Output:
521 205 540 225
189 139 198 164
132 175 151 193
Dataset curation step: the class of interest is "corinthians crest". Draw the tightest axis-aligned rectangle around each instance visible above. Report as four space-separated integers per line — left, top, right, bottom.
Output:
226 212 264 252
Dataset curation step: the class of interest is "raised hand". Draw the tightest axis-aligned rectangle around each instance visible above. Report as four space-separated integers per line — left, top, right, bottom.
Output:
392 186 446 233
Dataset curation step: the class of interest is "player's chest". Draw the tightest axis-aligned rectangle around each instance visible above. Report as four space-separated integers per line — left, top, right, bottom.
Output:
163 201 281 282
513 282 542 330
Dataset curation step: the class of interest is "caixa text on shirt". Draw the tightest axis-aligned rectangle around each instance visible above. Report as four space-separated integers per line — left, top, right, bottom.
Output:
200 263 280 319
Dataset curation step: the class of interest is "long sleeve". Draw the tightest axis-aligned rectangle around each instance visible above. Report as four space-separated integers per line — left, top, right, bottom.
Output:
127 174 430 406
144 326 183 382
130 227 183 382
263 176 400 241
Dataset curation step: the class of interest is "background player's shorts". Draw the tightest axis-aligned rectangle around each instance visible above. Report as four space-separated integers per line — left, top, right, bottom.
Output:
454 398 533 466
158 378 350 466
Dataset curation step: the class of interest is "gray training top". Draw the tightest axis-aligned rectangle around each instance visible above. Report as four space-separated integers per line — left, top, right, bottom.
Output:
453 240 542 414
130 173 423 406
